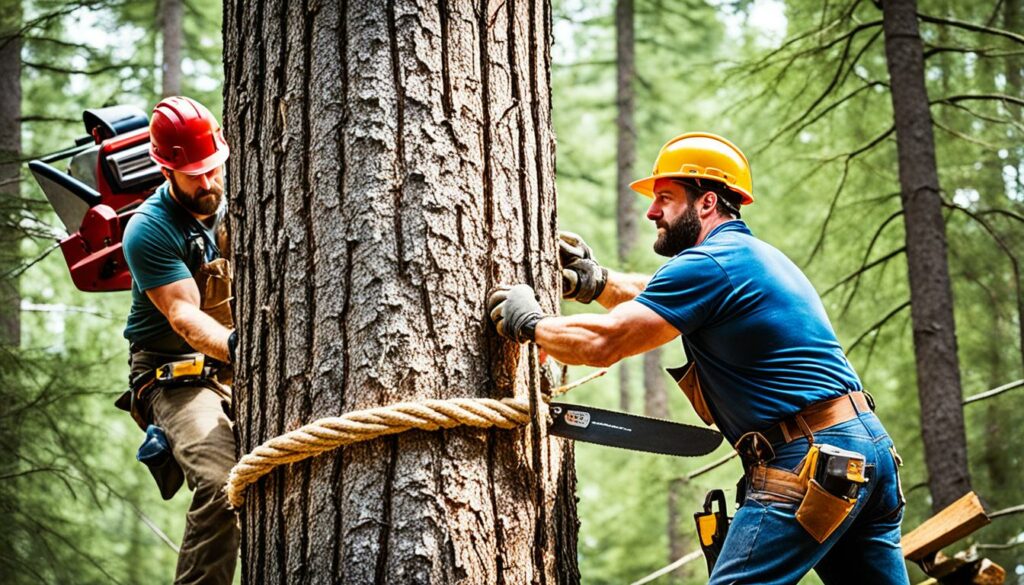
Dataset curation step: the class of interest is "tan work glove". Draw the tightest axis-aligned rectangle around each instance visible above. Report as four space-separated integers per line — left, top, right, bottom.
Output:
559 231 607 304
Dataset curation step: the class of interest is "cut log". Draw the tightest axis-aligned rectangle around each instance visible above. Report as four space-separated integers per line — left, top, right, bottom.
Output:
902 491 989 562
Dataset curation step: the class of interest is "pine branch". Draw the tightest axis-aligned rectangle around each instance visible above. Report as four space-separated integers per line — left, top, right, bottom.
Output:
944 201 1024 371
931 93 1024 109
924 45 1024 60
846 300 910 353
757 81 888 155
917 12 1024 46
837 209 904 316
805 125 895 266
1 243 60 280
821 245 905 297
989 504 1024 519
672 451 738 483
962 378 1024 405
19 115 79 124
23 60 144 76
931 119 1003 150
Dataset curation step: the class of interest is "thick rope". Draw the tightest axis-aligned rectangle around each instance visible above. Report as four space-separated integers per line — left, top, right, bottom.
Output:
224 397 535 508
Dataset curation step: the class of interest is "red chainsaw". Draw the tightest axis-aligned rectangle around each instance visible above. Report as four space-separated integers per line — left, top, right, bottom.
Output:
29 105 164 292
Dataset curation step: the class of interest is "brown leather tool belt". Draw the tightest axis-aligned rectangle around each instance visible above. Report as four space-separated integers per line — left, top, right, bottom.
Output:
741 391 873 505
760 391 872 446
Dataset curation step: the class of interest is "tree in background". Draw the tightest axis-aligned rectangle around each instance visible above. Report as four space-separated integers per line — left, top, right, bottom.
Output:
159 0 182 97
0 1 225 582
0 0 21 347
616 0 636 413
223 0 578 582
881 0 971 512
721 0 1024 572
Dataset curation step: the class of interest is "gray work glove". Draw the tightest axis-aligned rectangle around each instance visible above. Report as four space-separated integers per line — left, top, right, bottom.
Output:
558 231 607 304
488 284 546 343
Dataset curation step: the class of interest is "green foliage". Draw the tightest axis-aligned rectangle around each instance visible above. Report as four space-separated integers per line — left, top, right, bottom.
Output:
2 0 1021 582
2 0 223 582
554 0 1024 582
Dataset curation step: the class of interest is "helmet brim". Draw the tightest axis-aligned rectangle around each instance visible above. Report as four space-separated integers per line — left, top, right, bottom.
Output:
630 172 754 205
151 145 230 176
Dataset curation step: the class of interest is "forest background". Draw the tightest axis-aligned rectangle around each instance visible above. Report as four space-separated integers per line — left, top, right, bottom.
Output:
0 0 1021 583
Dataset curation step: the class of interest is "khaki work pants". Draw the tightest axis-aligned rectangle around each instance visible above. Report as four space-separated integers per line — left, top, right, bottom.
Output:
149 382 240 584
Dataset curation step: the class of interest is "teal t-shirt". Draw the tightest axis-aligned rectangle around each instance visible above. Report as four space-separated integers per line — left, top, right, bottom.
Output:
634 221 862 442
122 183 223 347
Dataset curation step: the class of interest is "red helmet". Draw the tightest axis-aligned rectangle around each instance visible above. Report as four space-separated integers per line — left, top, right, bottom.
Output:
149 96 229 175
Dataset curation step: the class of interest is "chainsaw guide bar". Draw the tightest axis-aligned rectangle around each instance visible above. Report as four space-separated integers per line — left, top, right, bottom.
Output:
548 402 724 457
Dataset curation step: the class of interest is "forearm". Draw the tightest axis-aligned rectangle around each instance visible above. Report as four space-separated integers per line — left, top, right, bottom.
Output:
169 304 232 362
596 270 650 309
534 314 625 368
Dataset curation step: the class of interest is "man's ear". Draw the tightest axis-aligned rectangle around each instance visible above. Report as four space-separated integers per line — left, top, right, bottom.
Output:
700 191 718 216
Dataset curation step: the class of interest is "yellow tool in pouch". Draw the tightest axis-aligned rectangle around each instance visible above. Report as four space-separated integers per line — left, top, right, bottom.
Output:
155 354 205 382
694 489 731 575
795 444 867 543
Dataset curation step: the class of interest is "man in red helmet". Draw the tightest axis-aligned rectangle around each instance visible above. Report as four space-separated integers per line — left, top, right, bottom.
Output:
121 96 239 584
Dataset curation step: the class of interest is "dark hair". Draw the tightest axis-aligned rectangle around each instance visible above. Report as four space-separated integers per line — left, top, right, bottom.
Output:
678 179 742 219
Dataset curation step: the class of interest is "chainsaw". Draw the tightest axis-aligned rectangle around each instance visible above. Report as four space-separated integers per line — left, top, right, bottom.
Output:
29 105 164 292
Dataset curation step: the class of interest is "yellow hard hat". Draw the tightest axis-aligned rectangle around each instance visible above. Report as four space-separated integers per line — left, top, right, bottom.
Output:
630 132 753 205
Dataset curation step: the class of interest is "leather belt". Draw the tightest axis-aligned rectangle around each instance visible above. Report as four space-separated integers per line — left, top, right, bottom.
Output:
761 391 872 446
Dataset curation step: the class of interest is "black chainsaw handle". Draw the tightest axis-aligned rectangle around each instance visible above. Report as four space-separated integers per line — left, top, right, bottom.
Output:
28 160 102 207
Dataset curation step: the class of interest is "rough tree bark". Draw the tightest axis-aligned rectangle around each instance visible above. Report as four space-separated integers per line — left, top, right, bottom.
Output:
160 0 182 97
881 0 971 512
223 0 579 583
0 4 21 347
615 0 636 413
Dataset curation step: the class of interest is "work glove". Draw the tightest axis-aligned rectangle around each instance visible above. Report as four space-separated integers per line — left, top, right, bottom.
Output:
488 284 546 343
558 231 595 266
558 231 607 304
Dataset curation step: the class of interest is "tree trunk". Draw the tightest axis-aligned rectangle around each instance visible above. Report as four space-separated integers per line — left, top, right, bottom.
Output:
1006 0 1023 200
222 0 579 583
614 0 636 264
0 3 21 347
614 0 636 413
880 0 971 512
160 0 182 97
666 477 689 583
643 350 669 419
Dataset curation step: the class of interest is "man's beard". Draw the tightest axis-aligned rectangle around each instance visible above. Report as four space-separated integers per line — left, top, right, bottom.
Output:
653 204 702 257
169 174 223 216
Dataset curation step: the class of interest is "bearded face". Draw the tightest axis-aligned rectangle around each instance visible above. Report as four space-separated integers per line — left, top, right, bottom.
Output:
168 170 224 216
653 201 702 257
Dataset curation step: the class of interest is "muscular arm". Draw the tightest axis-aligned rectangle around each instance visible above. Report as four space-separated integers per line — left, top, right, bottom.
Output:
535 300 679 367
146 279 231 362
595 270 651 310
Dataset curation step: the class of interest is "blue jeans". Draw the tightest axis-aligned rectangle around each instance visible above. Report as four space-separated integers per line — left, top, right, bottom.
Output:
709 412 910 585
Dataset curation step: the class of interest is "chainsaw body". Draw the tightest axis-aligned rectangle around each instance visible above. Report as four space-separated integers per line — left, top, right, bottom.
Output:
30 105 165 292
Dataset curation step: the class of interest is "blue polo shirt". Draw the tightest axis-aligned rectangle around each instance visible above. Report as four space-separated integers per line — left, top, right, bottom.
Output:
634 221 862 441
122 183 222 347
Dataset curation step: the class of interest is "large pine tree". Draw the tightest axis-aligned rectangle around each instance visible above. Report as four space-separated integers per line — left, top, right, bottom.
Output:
222 0 579 582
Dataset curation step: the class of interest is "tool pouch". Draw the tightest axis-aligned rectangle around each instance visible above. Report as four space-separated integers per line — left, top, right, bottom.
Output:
666 362 716 426
136 424 185 500
694 489 731 575
196 257 234 329
195 257 234 385
796 479 855 543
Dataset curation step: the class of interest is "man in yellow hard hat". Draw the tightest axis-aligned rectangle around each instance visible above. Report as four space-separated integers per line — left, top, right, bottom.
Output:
488 133 909 583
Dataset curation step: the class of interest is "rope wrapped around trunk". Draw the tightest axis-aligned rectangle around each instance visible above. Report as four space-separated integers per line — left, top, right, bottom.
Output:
224 397 535 508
